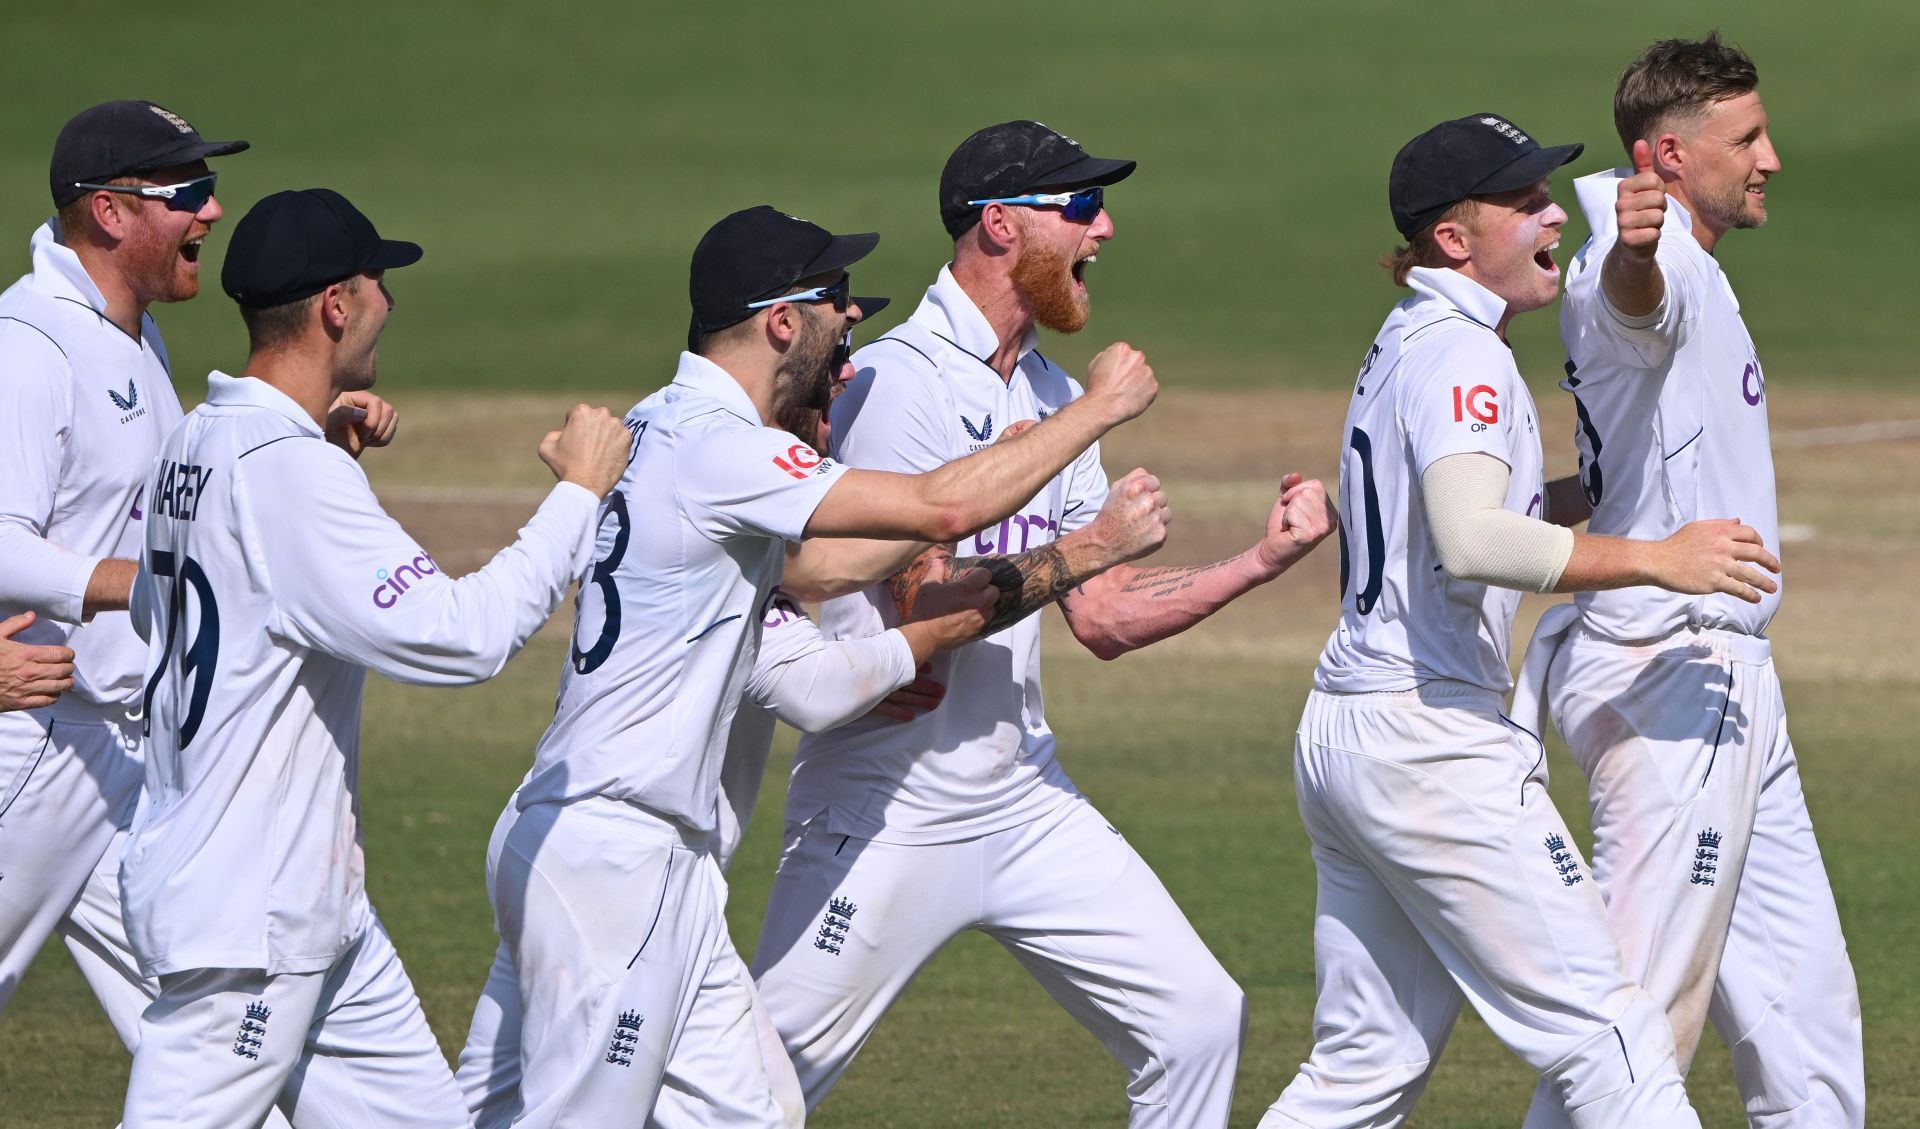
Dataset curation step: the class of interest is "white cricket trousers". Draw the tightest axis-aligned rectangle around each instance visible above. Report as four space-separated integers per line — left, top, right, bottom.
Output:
1260 682 1699 1129
0 710 150 1042
482 796 793 1128
751 794 1248 1129
1517 620 1863 1128
122 916 467 1128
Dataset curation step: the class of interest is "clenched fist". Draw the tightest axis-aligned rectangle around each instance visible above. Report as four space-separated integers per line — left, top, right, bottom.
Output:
1615 139 1668 260
1089 468 1172 567
540 404 633 497
1253 473 1337 578
326 390 399 460
1083 342 1157 426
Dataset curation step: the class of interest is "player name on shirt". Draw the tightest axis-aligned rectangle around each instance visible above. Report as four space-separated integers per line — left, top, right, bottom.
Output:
149 459 214 522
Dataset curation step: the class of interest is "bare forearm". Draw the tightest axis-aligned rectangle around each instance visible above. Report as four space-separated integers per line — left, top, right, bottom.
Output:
82 558 139 619
1064 548 1273 660
1601 243 1665 320
950 529 1121 636
918 397 1109 538
1552 532 1657 593
783 537 933 603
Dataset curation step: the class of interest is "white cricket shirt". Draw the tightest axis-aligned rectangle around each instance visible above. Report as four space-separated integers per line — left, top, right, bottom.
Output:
1560 170 1781 640
517 353 848 834
0 221 184 718
1315 267 1547 695
123 373 597 976
717 588 916 868
787 265 1109 844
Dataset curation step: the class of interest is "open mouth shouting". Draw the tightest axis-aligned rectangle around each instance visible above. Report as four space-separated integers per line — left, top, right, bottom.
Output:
1071 250 1097 293
180 234 205 269
1533 237 1560 278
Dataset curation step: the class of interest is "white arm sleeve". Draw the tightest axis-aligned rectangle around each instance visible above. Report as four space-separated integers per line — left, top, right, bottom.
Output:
244 441 597 685
0 326 99 623
1422 453 1574 594
750 627 918 734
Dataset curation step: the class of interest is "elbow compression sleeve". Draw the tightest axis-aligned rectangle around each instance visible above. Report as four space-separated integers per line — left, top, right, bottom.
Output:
1422 453 1574 594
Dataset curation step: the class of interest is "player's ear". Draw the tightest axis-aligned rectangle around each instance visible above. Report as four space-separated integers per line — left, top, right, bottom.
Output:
318 282 351 337
1430 218 1473 265
763 304 801 349
1654 132 1685 177
89 191 132 242
975 202 1023 254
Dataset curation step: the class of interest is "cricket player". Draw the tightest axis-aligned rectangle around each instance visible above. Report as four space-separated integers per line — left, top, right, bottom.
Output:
1516 35 1863 1128
121 187 634 1128
1257 112 1790 1129
0 100 245 1039
482 202 1157 1127
457 579 991 1129
0 612 73 713
749 120 1333 1129
454 368 1170 1129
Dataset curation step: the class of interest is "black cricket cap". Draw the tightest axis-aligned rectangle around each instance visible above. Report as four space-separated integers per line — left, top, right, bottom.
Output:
687 205 889 352
1389 113 1583 240
222 189 423 309
939 120 1135 239
50 100 249 209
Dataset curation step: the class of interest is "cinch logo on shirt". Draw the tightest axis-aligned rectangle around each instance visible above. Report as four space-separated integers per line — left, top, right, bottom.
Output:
372 553 438 608
1452 384 1500 428
772 444 827 479
1741 360 1766 406
969 511 1058 556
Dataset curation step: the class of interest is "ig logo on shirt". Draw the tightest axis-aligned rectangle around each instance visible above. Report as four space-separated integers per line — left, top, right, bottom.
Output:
1452 384 1500 431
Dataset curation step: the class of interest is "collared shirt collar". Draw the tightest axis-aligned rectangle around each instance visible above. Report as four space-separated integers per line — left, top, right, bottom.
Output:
1573 168 1696 240
914 264 1039 367
672 350 765 426
205 371 326 437
27 220 112 317
1405 266 1508 331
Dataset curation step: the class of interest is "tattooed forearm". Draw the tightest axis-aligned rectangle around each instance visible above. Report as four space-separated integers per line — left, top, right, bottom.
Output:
950 543 1102 635
1114 560 1235 599
885 544 954 620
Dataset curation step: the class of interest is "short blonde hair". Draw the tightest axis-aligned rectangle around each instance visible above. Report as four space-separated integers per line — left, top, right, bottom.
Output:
1380 198 1482 287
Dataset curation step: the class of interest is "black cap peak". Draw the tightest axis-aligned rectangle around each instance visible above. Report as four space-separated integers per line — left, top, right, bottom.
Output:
222 189 422 309
1389 113 1583 240
939 121 1135 238
50 100 248 209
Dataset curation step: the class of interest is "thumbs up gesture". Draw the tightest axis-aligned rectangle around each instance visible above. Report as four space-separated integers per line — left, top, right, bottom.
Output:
1616 139 1667 260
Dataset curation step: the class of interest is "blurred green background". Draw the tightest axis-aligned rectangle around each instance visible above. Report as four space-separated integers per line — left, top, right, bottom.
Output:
2 0 1913 398
3 3 1916 1126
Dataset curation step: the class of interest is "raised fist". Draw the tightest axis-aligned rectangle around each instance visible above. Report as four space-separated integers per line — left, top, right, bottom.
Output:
1090 467 1171 566
1084 342 1157 425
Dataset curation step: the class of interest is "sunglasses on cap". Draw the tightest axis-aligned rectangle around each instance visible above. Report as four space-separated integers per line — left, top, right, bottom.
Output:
966 185 1104 222
745 273 852 313
72 172 219 213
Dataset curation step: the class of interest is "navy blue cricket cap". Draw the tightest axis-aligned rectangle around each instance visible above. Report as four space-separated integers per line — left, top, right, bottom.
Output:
50 100 249 209
222 189 423 309
1389 113 1583 240
687 205 889 351
940 120 1135 238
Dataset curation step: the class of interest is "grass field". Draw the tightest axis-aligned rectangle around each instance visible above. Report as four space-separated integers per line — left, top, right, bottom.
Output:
2 2 1916 1125
5 386 1915 1126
